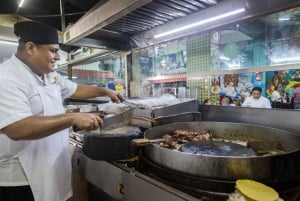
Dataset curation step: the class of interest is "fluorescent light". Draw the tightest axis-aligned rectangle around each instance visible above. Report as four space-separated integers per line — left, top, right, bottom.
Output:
278 13 290 21
154 8 245 39
228 63 240 69
19 0 25 7
220 56 230 61
0 40 18 46
272 57 300 63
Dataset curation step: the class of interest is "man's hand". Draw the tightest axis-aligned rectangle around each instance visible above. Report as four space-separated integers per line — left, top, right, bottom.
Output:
2 112 103 140
71 113 103 131
106 89 124 103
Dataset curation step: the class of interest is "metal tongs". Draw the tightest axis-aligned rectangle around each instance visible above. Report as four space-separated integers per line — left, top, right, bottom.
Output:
122 100 143 108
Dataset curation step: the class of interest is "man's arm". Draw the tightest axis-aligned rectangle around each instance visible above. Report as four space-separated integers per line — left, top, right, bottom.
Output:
1 112 102 140
71 84 124 103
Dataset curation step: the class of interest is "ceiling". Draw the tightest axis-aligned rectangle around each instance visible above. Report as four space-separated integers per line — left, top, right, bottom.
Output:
0 0 224 52
0 0 100 31
1 0 300 57
0 0 224 32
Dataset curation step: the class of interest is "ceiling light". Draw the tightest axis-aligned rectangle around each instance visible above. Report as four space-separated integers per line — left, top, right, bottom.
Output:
272 57 300 63
0 40 18 46
278 13 290 21
154 8 245 39
18 0 25 8
278 17 290 21
220 56 230 61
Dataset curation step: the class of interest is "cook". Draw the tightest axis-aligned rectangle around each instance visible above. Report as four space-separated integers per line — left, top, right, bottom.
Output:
242 87 271 108
0 21 123 201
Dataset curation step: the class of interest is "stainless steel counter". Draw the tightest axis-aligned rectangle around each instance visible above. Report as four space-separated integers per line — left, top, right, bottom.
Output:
69 105 300 201
71 145 200 201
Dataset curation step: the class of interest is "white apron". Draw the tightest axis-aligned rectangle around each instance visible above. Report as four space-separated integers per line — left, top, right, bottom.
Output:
18 84 72 201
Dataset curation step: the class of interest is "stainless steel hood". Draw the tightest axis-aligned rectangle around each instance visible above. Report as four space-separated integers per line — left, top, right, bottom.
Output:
63 0 152 51
63 0 300 51
134 0 300 47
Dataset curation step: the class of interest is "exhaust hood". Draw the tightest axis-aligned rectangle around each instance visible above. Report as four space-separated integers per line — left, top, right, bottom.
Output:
63 0 152 51
62 0 300 51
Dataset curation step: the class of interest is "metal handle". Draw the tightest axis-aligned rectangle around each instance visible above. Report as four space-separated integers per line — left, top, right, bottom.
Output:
131 138 164 147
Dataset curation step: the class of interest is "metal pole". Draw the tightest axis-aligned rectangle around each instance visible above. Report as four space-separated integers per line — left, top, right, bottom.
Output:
60 0 66 32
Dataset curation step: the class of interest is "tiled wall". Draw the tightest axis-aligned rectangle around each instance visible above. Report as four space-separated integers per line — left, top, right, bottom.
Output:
186 32 219 103
187 33 211 73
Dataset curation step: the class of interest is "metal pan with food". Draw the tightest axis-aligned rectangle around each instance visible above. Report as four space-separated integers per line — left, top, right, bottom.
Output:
141 121 300 181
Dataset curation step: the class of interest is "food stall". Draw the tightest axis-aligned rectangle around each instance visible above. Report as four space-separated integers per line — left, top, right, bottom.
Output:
69 101 300 201
61 0 300 200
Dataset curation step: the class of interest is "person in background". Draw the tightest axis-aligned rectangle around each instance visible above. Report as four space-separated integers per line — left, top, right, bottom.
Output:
203 98 212 105
221 96 235 106
282 92 290 103
281 92 292 109
242 87 271 108
232 98 241 106
0 21 124 201
271 86 282 108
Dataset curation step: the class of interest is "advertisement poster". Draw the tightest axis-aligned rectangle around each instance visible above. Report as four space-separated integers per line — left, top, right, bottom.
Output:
238 73 255 97
177 50 187 68
221 74 239 97
139 56 152 77
218 73 258 98
157 52 187 75
211 75 221 94
253 72 266 97
266 69 300 98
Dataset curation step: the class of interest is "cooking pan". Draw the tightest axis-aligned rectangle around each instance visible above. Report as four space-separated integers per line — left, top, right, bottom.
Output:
143 121 300 181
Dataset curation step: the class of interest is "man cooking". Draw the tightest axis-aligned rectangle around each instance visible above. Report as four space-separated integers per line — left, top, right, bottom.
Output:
242 87 271 108
0 21 123 201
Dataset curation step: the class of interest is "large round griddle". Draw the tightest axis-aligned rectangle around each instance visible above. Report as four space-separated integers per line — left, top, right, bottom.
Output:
143 121 300 180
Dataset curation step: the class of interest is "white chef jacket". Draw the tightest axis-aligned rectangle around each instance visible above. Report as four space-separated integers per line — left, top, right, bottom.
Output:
0 55 77 186
242 96 272 108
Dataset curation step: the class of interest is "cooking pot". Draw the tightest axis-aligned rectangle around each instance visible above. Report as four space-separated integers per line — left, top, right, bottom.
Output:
143 121 300 181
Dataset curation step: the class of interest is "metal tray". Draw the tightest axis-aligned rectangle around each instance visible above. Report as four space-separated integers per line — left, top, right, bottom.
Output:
130 112 201 128
131 99 198 118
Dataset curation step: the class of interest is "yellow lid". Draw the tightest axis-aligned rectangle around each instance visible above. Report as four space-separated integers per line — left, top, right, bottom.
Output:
236 180 279 201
